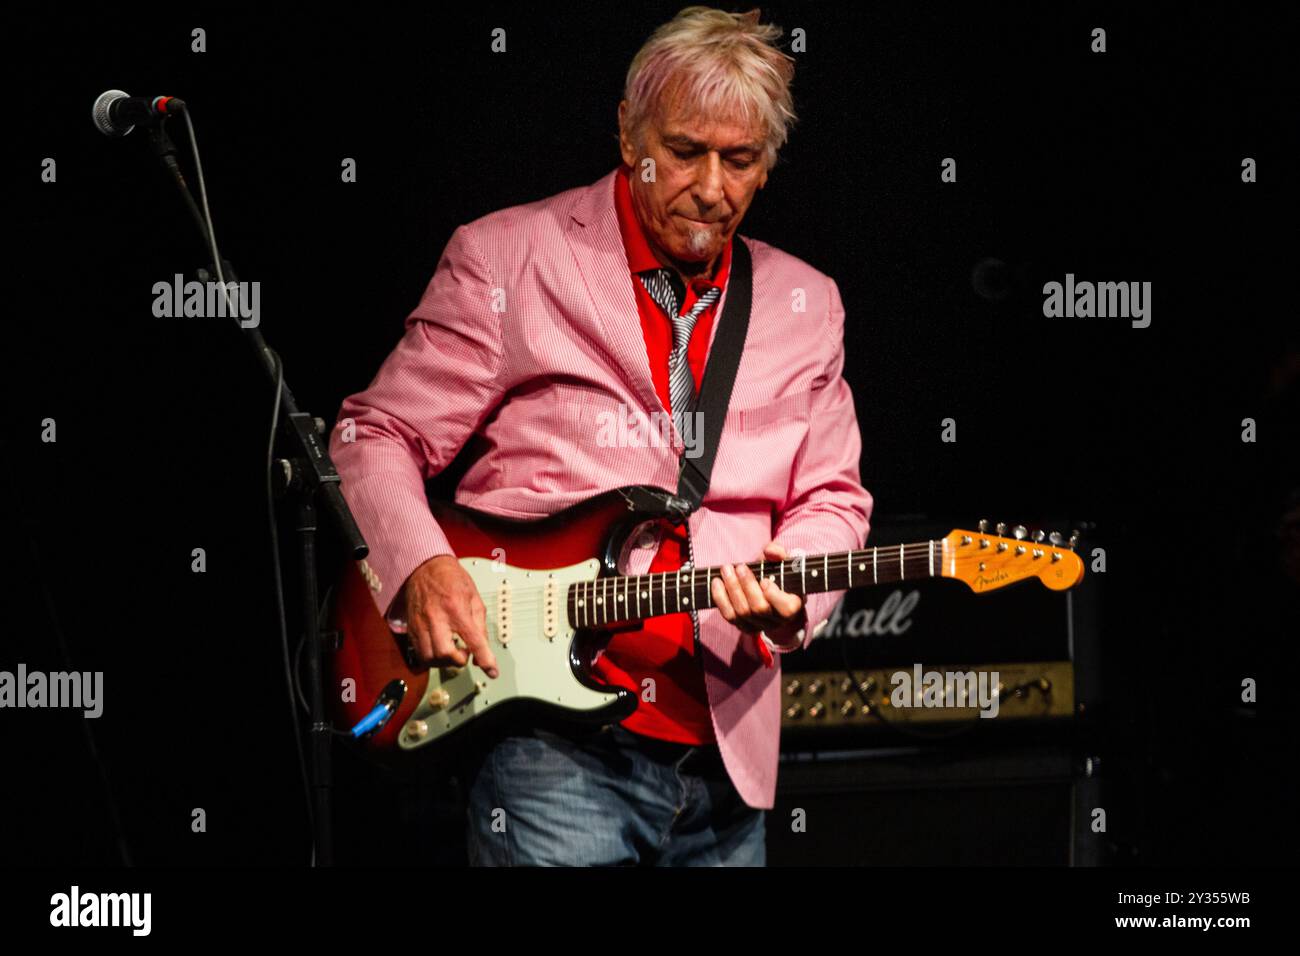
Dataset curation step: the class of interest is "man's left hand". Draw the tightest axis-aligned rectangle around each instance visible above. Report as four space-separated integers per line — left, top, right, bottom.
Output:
710 541 806 645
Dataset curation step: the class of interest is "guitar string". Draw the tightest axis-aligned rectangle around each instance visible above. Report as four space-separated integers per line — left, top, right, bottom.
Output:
459 543 1068 622
477 544 1059 606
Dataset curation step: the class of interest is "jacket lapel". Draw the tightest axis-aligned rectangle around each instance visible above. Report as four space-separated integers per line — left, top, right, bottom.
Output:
564 168 667 421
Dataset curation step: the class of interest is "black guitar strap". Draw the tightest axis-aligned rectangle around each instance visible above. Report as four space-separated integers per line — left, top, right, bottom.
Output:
675 236 752 513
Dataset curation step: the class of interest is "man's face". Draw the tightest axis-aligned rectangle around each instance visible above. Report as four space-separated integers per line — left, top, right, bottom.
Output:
619 90 769 274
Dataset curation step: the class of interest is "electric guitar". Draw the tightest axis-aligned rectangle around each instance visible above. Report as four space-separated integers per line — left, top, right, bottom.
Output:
327 485 1085 754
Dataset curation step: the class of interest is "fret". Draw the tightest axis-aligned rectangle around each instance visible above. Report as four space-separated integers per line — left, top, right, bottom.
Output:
573 543 963 628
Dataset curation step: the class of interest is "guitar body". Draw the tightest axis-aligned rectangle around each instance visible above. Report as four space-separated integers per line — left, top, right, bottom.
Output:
328 485 683 755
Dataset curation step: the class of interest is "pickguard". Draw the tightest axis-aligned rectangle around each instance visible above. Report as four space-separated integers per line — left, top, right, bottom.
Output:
396 556 618 751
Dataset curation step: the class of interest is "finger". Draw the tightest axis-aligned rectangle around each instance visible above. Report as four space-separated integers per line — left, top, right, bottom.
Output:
410 622 435 664
763 542 789 562
711 573 737 622
453 599 498 678
427 613 469 667
722 563 752 619
760 577 803 619
734 563 771 616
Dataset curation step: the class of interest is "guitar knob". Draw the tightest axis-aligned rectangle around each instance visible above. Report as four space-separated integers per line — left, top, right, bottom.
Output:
1033 529 1046 543
1013 525 1028 540
1048 531 1064 546
996 522 1007 536
428 689 451 710
977 519 988 533
1069 529 1081 550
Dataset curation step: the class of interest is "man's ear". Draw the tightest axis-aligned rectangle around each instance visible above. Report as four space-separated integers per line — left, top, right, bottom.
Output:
617 100 636 168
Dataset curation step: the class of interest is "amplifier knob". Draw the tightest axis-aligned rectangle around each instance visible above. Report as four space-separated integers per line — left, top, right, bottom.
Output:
785 703 803 720
840 700 856 717
809 702 825 718
785 679 802 696
807 679 824 695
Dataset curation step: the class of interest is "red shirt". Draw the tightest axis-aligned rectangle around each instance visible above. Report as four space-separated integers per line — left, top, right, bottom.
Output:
589 165 732 744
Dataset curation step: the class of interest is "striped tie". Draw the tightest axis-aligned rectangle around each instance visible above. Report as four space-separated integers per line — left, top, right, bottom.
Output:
639 269 721 444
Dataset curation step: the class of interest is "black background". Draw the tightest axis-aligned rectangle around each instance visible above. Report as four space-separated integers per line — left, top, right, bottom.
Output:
5 4 1297 867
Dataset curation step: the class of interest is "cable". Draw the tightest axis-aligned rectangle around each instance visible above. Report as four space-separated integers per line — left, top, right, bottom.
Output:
265 346 321 858
291 585 352 738
180 108 317 864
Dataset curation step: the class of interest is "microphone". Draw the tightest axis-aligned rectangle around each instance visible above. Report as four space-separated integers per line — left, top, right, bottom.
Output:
92 89 186 138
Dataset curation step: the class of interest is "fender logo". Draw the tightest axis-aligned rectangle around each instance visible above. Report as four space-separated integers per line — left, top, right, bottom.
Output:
973 569 1010 590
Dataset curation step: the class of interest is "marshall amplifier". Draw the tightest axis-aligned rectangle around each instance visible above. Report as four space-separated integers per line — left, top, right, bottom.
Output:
780 514 1097 742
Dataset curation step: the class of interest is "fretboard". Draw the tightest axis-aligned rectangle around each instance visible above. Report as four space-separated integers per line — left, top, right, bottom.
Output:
566 541 943 629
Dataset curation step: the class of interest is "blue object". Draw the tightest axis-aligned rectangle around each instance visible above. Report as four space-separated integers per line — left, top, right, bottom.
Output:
350 702 393 738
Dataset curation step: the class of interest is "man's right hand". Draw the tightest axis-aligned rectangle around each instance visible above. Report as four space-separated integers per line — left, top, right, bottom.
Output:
404 555 499 678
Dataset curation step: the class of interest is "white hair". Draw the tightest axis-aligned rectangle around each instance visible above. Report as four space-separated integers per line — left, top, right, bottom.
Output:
622 6 798 171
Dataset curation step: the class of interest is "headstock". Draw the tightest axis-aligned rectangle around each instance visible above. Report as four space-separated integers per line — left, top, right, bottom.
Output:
941 520 1085 593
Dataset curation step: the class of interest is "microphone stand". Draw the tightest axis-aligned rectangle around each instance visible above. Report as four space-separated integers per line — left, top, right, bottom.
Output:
146 115 366 866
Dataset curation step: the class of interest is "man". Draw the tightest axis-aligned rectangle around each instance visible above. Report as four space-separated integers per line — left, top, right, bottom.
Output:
329 6 872 865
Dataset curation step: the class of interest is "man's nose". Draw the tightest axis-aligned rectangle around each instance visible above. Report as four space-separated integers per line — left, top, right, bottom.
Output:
692 152 726 208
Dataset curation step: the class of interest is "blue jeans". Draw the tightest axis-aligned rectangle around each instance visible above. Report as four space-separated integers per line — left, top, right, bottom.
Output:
465 722 766 866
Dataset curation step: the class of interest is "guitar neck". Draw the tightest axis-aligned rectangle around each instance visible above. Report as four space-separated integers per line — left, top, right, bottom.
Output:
567 541 943 629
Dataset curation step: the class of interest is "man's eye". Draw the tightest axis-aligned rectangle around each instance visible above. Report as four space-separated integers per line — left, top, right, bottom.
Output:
672 148 694 160
730 158 754 170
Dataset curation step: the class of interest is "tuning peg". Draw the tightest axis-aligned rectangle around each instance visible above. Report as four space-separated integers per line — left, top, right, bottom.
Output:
977 519 988 533
996 522 1007 536
1032 529 1046 543
1048 531 1063 546
1013 525 1028 540
1068 529 1081 551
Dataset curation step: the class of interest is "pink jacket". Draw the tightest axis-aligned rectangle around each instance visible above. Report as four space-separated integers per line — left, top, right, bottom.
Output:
328 166 873 809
